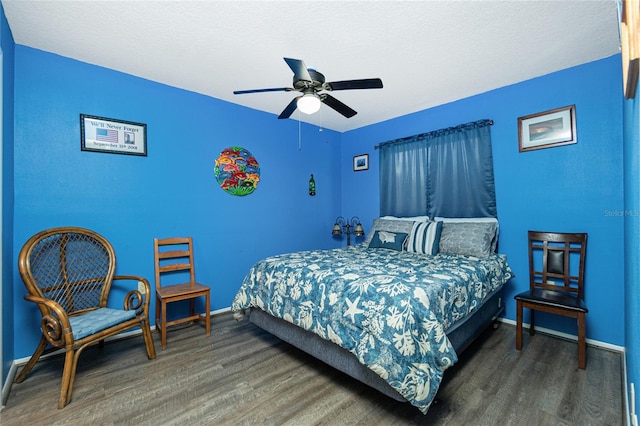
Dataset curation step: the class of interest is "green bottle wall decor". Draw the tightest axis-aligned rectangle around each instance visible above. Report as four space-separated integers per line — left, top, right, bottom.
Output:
309 174 316 196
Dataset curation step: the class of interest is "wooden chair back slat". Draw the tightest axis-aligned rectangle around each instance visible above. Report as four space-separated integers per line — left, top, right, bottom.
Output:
528 231 587 299
154 237 196 287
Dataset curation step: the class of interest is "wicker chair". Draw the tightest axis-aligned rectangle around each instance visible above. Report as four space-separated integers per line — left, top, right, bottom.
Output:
15 227 156 408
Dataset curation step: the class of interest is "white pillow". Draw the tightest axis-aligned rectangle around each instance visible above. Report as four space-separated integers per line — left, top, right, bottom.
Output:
380 215 430 222
434 217 499 253
434 217 498 223
406 221 443 255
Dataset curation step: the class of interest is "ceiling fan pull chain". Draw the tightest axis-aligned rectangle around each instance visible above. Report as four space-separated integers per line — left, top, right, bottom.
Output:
298 111 302 151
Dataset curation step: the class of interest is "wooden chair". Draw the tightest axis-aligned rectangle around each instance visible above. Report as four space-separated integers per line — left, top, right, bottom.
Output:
15 227 156 408
154 236 210 350
515 231 588 369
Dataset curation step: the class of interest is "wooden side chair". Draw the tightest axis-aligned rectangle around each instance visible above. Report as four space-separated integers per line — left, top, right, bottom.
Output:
154 236 210 349
515 231 588 369
15 227 156 408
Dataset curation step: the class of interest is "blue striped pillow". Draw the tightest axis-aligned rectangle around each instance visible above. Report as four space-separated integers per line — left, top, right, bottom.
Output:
406 221 443 255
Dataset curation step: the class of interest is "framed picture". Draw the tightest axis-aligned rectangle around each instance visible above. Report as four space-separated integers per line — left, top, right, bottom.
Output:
518 105 576 152
353 154 369 171
80 114 147 156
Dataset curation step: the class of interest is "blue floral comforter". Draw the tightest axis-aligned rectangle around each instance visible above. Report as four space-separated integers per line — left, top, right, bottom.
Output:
231 246 513 413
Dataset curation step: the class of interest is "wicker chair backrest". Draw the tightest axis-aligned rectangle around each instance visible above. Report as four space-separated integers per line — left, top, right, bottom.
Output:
19 227 116 315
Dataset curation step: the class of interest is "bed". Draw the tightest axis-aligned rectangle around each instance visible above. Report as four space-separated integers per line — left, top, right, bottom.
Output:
231 218 514 414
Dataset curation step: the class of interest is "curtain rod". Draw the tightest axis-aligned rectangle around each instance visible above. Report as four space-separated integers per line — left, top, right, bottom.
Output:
374 119 493 150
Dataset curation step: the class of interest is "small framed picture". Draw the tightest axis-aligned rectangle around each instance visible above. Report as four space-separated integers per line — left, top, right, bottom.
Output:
80 114 147 156
518 105 576 152
353 154 369 171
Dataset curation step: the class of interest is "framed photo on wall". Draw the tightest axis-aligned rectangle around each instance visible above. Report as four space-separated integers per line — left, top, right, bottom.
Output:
518 105 577 152
80 114 147 156
353 154 369 171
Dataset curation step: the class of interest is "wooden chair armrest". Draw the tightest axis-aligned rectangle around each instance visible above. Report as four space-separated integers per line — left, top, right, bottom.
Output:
112 275 152 315
23 294 73 347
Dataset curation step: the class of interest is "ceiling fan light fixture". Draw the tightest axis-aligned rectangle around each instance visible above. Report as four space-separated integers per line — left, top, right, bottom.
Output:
297 93 321 114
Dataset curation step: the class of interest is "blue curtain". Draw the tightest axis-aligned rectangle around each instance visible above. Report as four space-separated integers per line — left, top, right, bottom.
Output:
379 119 496 218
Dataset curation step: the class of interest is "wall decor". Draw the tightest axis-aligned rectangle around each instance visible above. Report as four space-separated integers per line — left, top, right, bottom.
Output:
309 174 316 196
80 114 147 156
353 153 369 171
518 105 576 152
214 146 260 196
620 0 639 99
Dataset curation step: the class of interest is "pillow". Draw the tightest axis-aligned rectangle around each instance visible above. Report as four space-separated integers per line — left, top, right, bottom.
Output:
438 222 498 258
434 217 499 253
368 230 408 251
406 221 443 255
380 215 430 222
363 218 417 246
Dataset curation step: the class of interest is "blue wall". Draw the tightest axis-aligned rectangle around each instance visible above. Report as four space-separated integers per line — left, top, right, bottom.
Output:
7 33 632 379
12 46 343 359
1 3 15 389
342 55 625 346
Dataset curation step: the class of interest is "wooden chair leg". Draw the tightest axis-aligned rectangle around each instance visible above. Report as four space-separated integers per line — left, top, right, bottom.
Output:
516 300 523 350
529 309 536 336
155 294 160 335
205 292 211 337
161 300 168 350
141 320 157 359
578 312 586 369
58 349 77 409
15 336 48 383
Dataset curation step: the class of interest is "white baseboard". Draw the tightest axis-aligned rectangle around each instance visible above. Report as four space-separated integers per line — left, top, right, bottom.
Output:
497 317 625 353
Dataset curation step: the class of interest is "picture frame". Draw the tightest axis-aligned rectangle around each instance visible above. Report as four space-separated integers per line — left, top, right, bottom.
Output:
353 153 369 171
80 114 147 156
518 105 577 152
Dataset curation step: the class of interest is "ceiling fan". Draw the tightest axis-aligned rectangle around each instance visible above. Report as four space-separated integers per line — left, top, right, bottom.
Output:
233 57 383 119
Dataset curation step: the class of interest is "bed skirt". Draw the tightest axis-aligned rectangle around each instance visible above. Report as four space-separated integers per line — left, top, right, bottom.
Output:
248 288 504 402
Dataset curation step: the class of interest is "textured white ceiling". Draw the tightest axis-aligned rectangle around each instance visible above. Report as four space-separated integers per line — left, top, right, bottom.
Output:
2 0 621 132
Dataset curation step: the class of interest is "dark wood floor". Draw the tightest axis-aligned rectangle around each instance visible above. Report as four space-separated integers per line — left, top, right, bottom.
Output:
1 312 624 425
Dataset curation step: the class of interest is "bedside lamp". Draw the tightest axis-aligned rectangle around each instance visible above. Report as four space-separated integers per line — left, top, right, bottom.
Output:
332 216 365 246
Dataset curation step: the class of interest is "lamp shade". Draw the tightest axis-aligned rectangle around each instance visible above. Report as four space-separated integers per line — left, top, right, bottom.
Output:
297 93 321 114
332 223 342 235
353 223 365 236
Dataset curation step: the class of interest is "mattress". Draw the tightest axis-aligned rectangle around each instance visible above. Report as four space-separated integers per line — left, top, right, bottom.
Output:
247 287 504 402
232 246 514 413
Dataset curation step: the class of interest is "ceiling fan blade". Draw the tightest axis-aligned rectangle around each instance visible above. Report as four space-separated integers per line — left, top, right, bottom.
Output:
278 96 301 119
284 57 313 82
325 78 383 91
233 87 292 95
321 94 357 118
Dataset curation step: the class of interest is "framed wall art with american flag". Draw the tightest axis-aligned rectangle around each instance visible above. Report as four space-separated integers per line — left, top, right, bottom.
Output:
80 114 147 156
